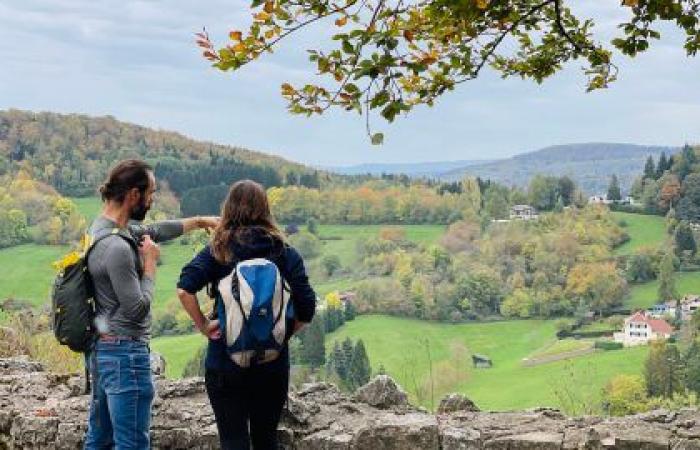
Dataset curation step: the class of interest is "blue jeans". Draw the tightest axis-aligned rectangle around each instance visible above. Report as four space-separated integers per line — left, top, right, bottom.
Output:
84 339 154 450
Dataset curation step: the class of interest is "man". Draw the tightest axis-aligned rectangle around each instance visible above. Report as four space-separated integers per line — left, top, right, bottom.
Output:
84 159 218 450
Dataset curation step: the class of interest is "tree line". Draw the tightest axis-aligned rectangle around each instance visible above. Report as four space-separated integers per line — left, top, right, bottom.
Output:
628 145 700 221
267 174 582 225
0 109 326 197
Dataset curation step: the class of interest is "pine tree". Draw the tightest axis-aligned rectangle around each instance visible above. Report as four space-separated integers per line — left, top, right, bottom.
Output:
657 152 668 178
684 341 700 395
345 301 357 321
349 339 372 390
301 316 326 368
378 363 387 376
658 251 678 302
342 338 355 376
664 345 685 398
674 221 697 257
678 144 697 181
331 341 348 381
644 156 656 180
325 342 336 376
334 307 345 330
607 174 622 202
644 341 684 398
323 311 335 333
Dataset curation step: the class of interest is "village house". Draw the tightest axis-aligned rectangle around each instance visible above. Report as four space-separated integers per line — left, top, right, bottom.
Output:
647 295 700 321
647 302 675 319
588 195 610 205
680 295 700 320
509 205 538 221
588 195 637 205
614 311 673 347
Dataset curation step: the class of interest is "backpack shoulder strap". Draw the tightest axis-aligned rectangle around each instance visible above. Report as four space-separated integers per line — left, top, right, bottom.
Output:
85 228 143 277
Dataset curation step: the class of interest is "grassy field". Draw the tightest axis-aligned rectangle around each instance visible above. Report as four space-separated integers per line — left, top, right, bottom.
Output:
0 244 69 306
0 224 447 309
317 224 446 267
626 271 700 309
150 333 207 378
611 212 667 255
526 338 593 359
71 196 102 221
326 315 648 412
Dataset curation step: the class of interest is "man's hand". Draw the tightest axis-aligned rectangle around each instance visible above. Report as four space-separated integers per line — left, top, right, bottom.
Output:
183 216 220 234
200 319 222 340
139 235 160 278
197 216 220 233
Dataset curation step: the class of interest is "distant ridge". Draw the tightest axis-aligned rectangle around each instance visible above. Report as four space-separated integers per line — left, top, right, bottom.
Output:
440 143 678 194
324 159 493 177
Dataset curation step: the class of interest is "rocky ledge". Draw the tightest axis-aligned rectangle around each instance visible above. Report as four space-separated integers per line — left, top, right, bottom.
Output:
2 356 700 449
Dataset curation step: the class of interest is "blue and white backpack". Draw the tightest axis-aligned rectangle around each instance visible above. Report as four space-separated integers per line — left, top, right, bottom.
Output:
216 258 293 367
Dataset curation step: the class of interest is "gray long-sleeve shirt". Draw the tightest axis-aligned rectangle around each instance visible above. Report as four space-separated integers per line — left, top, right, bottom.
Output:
87 216 184 341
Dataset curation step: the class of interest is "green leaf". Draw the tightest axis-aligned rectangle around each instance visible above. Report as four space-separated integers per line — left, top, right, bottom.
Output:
342 40 354 54
370 133 384 145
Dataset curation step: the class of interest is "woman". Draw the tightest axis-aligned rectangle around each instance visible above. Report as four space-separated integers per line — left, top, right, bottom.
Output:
176 180 316 450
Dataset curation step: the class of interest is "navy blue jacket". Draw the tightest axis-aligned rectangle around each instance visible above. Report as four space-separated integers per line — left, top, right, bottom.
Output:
177 227 316 371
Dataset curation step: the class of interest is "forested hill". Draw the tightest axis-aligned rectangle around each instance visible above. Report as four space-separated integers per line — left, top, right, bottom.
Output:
0 109 326 197
441 143 678 194
324 159 493 177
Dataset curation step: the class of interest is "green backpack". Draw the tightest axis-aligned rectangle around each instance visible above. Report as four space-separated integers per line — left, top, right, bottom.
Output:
51 228 138 352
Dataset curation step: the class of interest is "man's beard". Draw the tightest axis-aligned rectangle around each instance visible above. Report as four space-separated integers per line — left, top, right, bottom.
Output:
130 198 149 221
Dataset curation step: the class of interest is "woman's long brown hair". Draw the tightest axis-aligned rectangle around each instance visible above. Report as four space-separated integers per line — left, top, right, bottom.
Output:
211 180 285 263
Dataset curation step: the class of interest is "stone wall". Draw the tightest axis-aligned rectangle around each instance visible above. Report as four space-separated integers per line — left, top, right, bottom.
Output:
2 357 700 449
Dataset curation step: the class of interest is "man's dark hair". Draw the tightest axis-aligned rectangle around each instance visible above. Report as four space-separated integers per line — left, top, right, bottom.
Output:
99 159 153 203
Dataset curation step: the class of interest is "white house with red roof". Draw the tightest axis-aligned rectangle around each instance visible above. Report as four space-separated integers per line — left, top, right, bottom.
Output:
613 311 674 347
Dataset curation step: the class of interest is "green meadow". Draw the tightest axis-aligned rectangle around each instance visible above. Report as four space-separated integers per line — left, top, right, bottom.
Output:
152 315 648 412
326 315 647 412
611 211 667 255
150 333 207 378
0 220 446 309
626 271 700 310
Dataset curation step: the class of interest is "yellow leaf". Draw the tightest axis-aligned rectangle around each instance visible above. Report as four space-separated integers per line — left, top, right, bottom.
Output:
622 0 639 5
281 83 295 95
233 42 246 53
229 31 242 41
265 29 276 39
264 1 274 13
403 29 414 42
335 16 348 27
254 11 271 21
52 251 82 273
475 0 489 9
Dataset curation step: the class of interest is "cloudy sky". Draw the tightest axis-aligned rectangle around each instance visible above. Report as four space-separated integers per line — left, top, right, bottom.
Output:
1 1 699 166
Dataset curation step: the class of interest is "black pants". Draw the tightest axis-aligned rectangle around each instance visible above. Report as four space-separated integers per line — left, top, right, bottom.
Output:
205 361 289 450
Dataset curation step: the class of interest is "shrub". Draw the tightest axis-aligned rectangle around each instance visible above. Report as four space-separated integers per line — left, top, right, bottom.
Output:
289 231 321 259
1 312 81 373
152 311 178 337
321 254 341 276
306 217 319 235
595 341 623 351
555 318 576 333
603 375 649 416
